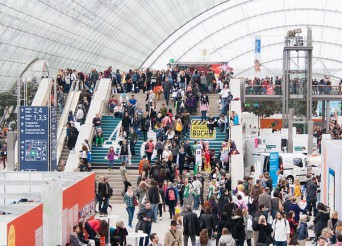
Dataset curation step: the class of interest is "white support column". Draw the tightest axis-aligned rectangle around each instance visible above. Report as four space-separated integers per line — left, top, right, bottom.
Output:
229 79 244 186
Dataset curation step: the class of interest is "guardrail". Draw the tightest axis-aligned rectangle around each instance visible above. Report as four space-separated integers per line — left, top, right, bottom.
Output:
64 79 112 172
56 80 81 165
244 84 342 95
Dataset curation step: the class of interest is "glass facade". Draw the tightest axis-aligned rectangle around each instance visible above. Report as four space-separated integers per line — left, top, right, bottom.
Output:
0 0 341 91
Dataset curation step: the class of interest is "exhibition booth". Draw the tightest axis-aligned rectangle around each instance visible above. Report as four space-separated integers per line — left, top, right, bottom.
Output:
0 172 95 246
321 140 342 213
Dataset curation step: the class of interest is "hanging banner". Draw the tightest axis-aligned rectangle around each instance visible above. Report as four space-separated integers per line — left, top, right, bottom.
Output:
269 152 279 188
254 36 261 73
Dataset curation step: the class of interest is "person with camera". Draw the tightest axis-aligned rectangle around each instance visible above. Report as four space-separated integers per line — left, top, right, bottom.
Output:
252 214 273 245
306 176 319 217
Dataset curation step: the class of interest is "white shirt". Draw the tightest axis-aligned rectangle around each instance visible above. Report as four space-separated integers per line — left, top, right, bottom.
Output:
272 218 290 242
76 108 84 120
220 88 230 98
191 180 202 195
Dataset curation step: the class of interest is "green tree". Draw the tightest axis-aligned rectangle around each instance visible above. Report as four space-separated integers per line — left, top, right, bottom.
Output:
244 101 282 118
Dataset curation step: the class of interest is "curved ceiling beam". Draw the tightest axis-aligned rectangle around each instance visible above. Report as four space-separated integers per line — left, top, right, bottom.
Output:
177 23 342 62
138 0 233 69
223 40 342 63
234 56 342 78
147 7 342 67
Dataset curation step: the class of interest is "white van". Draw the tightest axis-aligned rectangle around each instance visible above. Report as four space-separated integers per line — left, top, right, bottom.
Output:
255 153 317 184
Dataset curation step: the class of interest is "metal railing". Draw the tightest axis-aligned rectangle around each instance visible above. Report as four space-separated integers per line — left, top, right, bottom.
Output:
245 84 342 95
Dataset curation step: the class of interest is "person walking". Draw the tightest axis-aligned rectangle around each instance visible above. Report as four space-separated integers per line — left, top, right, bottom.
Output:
148 180 160 223
297 215 309 246
98 176 111 215
120 161 131 194
199 207 215 239
313 203 331 242
183 205 198 246
200 97 209 122
124 186 136 228
145 139 154 163
128 127 138 156
191 176 202 210
272 211 291 246
164 220 183 246
231 208 246 246
252 215 273 246
165 182 178 219
137 201 155 246
107 146 117 171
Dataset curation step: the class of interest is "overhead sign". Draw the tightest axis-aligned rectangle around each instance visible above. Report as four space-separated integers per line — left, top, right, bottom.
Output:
190 120 216 139
169 58 175 63
269 152 279 188
19 106 49 171
50 106 58 171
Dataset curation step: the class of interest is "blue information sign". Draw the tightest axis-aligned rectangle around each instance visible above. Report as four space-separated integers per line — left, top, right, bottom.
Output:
50 106 58 171
269 152 279 189
19 106 49 171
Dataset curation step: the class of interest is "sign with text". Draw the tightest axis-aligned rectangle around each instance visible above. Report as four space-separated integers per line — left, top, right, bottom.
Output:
269 152 279 188
50 106 58 171
190 120 216 140
19 106 49 171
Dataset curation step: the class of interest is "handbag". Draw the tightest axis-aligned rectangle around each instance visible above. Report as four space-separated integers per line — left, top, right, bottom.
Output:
133 197 138 206
176 123 182 132
278 199 284 212
247 218 253 231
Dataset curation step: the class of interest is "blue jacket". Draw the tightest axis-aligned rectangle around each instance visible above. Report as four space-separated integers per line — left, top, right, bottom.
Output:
288 203 306 222
297 222 308 240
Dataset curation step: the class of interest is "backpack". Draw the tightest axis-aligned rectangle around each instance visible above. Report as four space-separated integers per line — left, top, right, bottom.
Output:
156 141 163 150
168 189 176 201
143 160 150 171
145 119 150 128
177 90 182 98
152 166 160 178
145 143 149 150
237 201 244 209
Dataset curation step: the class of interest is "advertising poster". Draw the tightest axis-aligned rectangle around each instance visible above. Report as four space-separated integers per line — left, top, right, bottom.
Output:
328 168 335 211
269 152 279 188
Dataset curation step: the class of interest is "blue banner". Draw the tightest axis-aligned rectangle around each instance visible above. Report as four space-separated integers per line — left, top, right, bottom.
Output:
255 38 261 53
19 106 49 171
269 152 279 188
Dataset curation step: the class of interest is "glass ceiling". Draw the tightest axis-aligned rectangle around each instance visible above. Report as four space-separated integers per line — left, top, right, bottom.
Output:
1 0 342 91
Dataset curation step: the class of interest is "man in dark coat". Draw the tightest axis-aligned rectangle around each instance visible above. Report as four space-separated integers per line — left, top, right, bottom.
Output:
183 205 198 246
137 201 155 246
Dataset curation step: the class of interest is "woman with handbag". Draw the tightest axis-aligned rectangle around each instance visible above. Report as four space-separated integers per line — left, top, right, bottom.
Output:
124 186 137 228
287 211 299 245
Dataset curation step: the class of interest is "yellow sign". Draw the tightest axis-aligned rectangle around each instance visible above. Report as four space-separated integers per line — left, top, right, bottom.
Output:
190 120 216 139
8 224 15 246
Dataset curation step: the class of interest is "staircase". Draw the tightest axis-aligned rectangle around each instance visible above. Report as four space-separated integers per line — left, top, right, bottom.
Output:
91 116 146 169
91 115 228 169
95 169 211 204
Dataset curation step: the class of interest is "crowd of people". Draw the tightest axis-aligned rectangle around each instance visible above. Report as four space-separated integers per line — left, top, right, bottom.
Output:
105 169 342 246
245 76 342 96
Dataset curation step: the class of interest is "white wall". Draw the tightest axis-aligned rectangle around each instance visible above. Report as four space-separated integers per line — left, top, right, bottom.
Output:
229 79 244 185
321 140 342 213
0 222 7 245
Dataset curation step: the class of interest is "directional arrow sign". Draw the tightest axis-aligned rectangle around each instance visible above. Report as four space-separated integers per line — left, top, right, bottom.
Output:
21 157 24 160
21 108 24 112
21 146 24 150
21 130 24 133
21 151 24 155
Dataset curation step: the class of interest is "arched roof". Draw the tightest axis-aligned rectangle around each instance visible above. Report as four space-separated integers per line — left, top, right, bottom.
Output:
0 0 342 91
